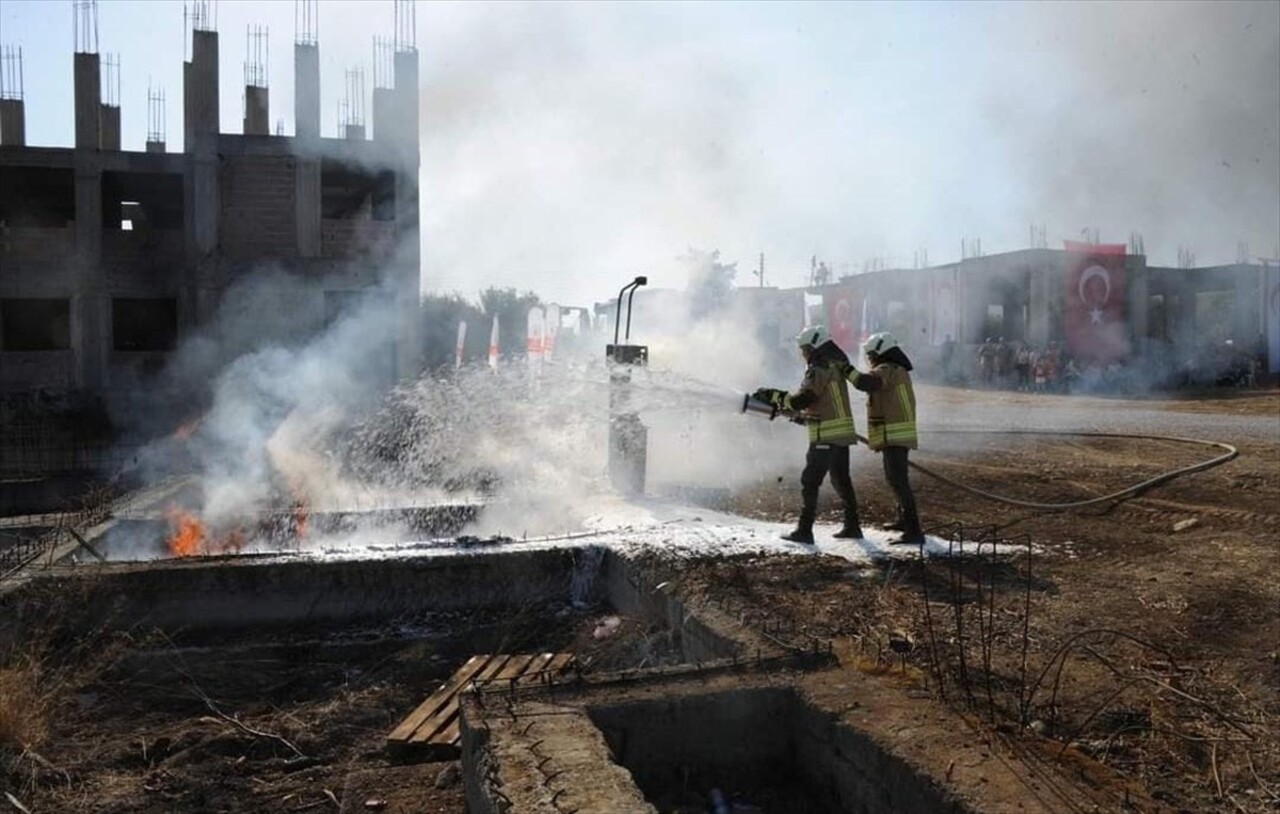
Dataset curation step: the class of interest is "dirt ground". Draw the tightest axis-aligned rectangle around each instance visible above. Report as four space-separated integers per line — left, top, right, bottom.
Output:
2 386 1277 813
696 385 1280 813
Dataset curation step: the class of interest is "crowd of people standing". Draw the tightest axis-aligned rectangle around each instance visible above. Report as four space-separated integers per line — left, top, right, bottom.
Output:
975 337 1077 392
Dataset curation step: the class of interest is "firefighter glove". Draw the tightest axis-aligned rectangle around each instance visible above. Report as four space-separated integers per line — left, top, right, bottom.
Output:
753 387 786 407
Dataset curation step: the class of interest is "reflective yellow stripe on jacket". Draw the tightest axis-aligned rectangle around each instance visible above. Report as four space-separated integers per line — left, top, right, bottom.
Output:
784 360 858 445
864 364 918 451
808 363 857 445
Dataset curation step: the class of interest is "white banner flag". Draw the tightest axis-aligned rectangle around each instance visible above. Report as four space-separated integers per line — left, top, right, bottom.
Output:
929 267 959 346
1266 260 1280 374
488 316 500 371
455 320 467 370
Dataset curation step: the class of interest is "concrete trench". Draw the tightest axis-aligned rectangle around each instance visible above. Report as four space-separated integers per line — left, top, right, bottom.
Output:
3 541 1086 812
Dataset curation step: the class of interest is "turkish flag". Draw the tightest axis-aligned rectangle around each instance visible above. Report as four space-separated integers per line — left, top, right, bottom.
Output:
824 286 859 354
1064 241 1128 363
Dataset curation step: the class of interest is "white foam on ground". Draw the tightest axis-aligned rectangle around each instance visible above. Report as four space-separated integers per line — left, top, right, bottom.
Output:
315 494 1012 564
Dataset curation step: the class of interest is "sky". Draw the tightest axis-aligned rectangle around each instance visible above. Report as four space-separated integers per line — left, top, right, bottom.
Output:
1 0 1277 306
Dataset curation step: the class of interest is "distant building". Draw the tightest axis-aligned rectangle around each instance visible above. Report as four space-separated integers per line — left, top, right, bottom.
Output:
0 23 421 402
812 246 1275 376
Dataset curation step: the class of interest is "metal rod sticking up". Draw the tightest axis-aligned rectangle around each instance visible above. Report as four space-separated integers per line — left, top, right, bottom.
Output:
0 46 23 101
73 0 99 54
295 0 318 46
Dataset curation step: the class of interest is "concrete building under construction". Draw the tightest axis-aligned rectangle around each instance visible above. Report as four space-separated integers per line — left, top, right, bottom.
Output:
815 245 1279 381
0 5 422 403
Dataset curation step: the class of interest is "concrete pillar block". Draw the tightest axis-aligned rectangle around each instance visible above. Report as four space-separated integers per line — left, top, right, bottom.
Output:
294 43 320 141
191 31 219 138
99 104 121 150
243 85 269 135
0 99 25 146
74 52 101 150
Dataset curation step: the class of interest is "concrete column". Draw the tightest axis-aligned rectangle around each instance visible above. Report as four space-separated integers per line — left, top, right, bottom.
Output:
1028 267 1049 345
294 43 320 141
1127 256 1149 359
0 99 25 146
371 87 394 143
392 49 421 380
99 104 121 150
1230 266 1257 343
243 86 269 135
73 154 105 390
295 158 320 257
74 52 101 150
188 31 219 137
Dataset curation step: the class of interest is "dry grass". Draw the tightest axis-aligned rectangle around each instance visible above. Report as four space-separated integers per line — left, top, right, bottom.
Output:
0 659 51 754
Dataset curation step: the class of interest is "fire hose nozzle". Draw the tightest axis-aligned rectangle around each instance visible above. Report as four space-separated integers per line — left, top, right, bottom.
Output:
742 393 779 420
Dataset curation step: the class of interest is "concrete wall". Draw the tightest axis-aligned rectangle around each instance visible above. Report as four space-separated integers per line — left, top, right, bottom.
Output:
219 154 297 259
601 551 740 662
1 549 584 641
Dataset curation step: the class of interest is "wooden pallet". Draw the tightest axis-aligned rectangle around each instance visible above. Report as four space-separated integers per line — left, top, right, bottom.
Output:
386 652 575 758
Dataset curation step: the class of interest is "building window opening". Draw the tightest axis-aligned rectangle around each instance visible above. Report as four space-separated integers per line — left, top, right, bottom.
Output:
984 304 1005 339
1 298 72 351
120 200 140 231
0 167 75 227
112 298 178 352
101 171 183 230
321 159 382 220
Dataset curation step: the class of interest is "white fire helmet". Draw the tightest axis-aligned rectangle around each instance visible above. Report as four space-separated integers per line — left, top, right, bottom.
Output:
862 331 900 357
794 325 831 349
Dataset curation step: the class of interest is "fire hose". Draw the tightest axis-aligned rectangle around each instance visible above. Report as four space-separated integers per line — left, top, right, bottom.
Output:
741 394 1239 512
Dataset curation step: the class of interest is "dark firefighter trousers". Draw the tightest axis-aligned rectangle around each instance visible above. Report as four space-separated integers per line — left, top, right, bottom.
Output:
800 444 859 528
882 446 922 535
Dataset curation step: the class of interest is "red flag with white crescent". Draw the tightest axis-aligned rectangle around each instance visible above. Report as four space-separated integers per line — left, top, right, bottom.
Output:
824 286 859 353
1064 241 1128 363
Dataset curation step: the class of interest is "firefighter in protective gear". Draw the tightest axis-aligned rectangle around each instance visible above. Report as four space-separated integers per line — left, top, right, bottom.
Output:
753 325 863 544
843 331 923 545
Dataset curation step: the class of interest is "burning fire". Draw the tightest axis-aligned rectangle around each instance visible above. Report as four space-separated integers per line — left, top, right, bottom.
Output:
172 414 203 441
292 497 309 543
164 505 249 557
165 506 206 556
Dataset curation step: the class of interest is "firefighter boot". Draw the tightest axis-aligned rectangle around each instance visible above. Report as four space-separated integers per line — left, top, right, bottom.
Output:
781 515 815 545
832 509 864 539
892 510 925 546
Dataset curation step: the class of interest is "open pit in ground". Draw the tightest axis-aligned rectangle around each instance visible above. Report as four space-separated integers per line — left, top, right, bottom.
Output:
2 536 1139 814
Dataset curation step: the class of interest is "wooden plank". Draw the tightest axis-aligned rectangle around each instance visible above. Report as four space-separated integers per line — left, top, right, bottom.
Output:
544 652 575 677
491 653 536 683
432 652 554 748
409 654 512 745
386 655 489 744
516 652 556 684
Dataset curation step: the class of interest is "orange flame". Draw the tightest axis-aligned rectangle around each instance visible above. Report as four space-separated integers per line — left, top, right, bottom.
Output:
172 415 203 441
165 505 207 557
292 497 309 544
164 505 247 557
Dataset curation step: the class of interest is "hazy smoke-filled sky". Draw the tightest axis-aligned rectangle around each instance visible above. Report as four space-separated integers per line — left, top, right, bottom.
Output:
4 0 1277 304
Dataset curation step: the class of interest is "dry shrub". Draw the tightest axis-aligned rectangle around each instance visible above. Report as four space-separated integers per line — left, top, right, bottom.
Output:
0 659 50 754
